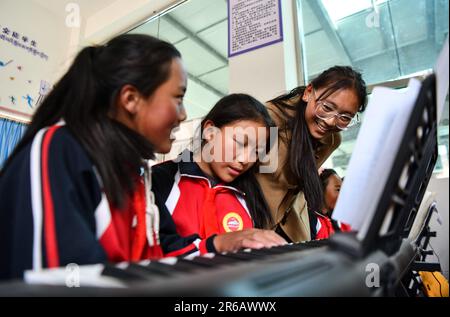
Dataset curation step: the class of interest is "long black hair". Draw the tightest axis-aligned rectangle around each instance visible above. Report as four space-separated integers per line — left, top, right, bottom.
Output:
2 34 181 208
269 66 367 212
198 93 275 229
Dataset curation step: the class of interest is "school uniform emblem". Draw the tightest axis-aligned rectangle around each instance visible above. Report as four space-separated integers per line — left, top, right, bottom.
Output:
222 212 243 232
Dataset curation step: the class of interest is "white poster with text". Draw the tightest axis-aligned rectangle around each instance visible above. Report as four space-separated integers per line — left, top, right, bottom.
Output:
228 0 283 57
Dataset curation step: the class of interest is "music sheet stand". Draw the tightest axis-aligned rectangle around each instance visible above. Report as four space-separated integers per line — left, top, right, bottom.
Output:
330 74 438 258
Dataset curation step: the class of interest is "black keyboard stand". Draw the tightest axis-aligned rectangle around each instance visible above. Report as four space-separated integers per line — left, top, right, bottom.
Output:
360 75 438 257
397 203 442 297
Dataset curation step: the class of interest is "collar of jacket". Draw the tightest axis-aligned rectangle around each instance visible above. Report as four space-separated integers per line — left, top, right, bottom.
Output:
313 210 330 220
176 150 245 196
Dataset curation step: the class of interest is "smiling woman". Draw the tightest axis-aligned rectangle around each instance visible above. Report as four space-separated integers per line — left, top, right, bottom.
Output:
254 65 367 243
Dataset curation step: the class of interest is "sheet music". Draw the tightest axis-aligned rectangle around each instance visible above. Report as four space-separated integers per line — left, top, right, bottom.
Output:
435 36 449 124
333 79 422 241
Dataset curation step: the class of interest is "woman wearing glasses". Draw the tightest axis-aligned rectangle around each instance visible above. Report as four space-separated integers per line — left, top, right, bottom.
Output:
246 66 367 242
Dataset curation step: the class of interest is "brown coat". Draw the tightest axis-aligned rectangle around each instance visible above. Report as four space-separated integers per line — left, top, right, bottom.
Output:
255 100 341 242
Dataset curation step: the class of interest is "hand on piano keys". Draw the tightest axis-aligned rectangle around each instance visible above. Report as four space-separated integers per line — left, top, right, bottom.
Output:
22 240 329 293
213 228 287 253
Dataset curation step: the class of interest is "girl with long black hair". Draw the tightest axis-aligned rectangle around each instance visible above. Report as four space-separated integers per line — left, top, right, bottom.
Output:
0 34 189 279
152 93 286 256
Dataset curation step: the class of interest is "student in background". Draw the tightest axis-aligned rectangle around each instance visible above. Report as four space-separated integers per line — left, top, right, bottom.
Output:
309 168 351 240
0 34 189 279
152 94 286 257
255 66 367 243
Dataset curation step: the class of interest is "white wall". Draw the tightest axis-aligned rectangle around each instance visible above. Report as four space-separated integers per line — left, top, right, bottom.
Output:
425 175 449 278
83 0 183 45
229 0 302 102
0 0 73 122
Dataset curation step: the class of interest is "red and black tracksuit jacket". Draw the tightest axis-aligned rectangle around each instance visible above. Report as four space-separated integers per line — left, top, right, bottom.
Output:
151 150 254 257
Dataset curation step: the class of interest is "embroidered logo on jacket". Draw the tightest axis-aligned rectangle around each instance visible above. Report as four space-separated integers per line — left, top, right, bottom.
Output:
222 212 243 232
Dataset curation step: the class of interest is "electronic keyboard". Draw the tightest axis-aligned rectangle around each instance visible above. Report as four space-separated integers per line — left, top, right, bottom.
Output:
0 237 417 296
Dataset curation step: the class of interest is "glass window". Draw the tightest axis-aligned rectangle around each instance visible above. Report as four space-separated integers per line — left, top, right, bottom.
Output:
298 0 449 176
299 0 448 84
321 0 389 25
128 0 229 120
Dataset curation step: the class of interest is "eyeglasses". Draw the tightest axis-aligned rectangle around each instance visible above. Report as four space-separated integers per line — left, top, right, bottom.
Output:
312 90 360 130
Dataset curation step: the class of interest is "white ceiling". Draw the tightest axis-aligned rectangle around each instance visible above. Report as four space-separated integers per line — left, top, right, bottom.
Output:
30 0 112 18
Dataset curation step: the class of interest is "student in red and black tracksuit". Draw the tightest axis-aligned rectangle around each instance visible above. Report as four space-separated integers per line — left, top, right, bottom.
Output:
152 94 287 256
0 34 189 279
309 169 351 240
153 150 254 257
